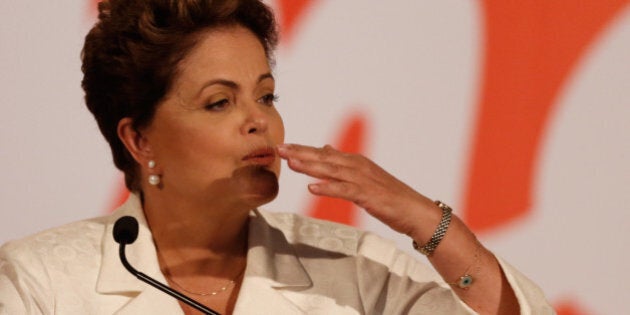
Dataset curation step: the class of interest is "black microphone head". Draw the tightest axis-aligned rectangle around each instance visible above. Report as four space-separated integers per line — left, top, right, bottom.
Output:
113 216 139 245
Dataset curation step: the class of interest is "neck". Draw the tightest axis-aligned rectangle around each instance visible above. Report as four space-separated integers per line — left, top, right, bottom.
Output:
141 189 252 266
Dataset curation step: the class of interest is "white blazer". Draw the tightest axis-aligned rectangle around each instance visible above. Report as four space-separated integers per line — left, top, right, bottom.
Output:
0 194 553 314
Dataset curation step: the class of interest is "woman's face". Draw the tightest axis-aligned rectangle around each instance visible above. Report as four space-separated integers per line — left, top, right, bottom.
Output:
142 25 284 208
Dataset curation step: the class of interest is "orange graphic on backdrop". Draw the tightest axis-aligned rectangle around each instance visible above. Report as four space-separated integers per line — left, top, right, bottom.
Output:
463 0 630 233
555 300 592 315
276 0 317 44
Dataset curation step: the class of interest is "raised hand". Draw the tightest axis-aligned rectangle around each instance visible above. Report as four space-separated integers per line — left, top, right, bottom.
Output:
276 143 440 238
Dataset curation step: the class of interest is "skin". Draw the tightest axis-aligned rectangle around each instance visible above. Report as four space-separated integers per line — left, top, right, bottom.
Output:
118 25 519 314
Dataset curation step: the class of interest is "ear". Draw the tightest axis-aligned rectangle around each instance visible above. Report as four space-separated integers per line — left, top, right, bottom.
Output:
117 117 153 166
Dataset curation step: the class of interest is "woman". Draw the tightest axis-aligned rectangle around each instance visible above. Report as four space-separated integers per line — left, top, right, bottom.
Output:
0 0 552 314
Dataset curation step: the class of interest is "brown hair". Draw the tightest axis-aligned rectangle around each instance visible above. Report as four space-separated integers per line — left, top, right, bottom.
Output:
81 0 278 191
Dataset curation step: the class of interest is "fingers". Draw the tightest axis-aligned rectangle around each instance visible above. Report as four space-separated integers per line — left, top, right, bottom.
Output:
308 181 365 205
277 143 352 167
277 143 362 181
277 143 375 204
284 158 343 180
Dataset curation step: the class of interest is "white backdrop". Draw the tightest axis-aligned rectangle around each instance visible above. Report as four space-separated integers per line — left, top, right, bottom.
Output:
1 1 629 313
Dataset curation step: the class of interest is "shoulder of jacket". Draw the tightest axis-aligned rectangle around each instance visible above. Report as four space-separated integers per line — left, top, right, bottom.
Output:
255 209 437 281
256 209 397 256
0 215 109 266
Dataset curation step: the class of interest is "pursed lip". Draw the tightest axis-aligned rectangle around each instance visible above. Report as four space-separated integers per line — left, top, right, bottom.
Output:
242 146 276 166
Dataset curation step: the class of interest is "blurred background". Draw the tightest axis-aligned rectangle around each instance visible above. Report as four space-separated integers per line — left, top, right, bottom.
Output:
1 1 629 313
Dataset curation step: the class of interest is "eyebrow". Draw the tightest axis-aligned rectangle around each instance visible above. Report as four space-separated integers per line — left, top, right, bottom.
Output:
197 72 274 96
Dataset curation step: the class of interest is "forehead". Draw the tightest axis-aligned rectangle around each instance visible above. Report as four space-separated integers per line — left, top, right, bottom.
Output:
175 25 270 83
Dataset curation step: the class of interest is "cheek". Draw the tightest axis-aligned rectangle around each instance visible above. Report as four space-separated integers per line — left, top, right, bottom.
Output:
157 123 233 167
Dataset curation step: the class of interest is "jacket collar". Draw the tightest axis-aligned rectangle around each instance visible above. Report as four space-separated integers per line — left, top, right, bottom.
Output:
95 194 182 313
95 194 312 313
234 209 313 313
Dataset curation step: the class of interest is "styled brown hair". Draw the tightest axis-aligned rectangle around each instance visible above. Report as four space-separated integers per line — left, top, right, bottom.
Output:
81 0 278 191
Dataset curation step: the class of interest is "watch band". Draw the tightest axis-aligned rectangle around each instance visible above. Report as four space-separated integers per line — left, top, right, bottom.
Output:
412 200 452 256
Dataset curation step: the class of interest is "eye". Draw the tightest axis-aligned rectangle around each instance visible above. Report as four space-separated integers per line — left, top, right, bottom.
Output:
259 93 279 106
204 98 229 111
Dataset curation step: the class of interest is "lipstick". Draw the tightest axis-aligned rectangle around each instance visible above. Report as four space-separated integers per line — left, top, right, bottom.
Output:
243 147 276 166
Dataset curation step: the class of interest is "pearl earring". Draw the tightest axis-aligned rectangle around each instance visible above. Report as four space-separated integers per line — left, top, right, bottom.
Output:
147 160 160 186
148 174 160 186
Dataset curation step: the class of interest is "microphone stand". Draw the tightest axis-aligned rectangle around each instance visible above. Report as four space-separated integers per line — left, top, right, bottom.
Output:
119 243 220 315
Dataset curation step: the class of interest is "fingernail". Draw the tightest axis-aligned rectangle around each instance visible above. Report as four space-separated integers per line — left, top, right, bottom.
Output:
277 144 288 154
308 183 320 192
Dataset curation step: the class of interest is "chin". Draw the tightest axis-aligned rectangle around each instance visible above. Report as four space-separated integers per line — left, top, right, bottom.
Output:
235 166 280 208
244 190 278 209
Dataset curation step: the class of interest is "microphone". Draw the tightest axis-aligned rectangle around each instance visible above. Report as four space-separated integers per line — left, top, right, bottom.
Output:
113 216 220 315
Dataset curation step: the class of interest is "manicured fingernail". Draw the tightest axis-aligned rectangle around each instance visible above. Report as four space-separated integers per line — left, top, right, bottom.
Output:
308 183 320 192
277 144 289 154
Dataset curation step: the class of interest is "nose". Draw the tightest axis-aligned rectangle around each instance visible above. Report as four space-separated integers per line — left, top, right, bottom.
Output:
241 103 268 135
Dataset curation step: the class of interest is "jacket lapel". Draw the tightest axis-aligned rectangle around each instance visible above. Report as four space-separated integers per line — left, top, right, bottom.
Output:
113 287 182 315
95 194 183 314
233 210 312 313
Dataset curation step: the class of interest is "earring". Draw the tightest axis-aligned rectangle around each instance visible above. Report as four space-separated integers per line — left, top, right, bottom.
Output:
148 174 160 186
147 160 160 186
